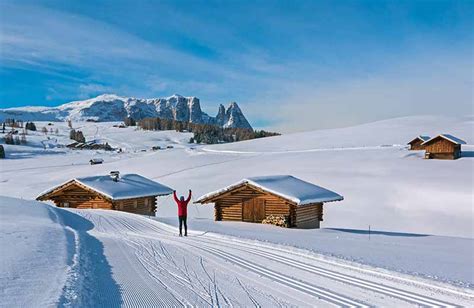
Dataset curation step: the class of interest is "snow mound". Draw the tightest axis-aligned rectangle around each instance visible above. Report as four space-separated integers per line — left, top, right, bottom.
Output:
0 196 69 307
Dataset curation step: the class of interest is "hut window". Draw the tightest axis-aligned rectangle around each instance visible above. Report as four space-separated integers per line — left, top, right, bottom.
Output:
134 200 138 208
62 202 69 208
144 199 149 206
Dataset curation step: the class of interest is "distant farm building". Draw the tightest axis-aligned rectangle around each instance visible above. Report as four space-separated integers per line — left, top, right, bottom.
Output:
66 141 113 151
421 134 466 160
407 136 430 150
196 175 343 228
36 172 173 215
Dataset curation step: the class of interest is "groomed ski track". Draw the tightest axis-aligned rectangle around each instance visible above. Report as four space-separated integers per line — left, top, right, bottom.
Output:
59 208 472 307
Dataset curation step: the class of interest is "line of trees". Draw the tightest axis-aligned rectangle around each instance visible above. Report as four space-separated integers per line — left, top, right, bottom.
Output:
137 117 280 144
3 132 26 145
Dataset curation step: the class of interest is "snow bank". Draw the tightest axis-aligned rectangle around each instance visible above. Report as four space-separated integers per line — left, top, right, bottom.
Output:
0 196 69 307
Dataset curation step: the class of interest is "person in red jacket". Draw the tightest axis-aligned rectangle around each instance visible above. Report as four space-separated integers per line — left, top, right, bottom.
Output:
173 189 192 236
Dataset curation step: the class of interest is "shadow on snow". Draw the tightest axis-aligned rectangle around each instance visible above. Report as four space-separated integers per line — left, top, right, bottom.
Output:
54 208 123 307
461 151 474 158
327 228 429 237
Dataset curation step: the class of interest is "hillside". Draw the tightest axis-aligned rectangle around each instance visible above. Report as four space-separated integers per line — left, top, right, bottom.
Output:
0 94 253 129
0 115 472 238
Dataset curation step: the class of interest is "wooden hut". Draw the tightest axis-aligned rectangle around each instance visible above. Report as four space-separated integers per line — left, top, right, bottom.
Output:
421 134 466 160
196 175 343 228
407 136 430 150
36 172 173 215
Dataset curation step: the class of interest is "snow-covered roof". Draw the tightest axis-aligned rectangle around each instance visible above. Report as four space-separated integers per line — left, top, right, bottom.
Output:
421 134 466 146
197 175 343 206
38 174 173 201
408 135 430 144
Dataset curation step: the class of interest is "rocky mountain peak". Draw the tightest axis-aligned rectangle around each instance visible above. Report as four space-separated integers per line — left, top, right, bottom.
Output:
0 94 253 130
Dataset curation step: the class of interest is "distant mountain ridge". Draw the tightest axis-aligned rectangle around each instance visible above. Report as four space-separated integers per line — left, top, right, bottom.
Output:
0 94 253 129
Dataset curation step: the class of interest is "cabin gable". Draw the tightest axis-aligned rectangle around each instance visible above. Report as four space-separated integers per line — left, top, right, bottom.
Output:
408 139 424 150
45 182 113 210
424 138 461 160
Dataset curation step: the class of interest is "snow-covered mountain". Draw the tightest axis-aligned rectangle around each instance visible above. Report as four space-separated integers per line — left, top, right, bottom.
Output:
0 94 253 129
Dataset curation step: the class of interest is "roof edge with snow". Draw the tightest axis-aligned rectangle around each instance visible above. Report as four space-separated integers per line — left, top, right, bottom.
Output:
421 134 467 146
37 174 173 201
196 175 343 206
407 135 430 144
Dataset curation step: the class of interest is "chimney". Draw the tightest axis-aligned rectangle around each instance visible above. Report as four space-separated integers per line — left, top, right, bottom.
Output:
110 171 120 182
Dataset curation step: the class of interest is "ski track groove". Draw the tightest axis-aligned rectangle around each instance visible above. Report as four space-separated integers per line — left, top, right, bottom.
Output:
189 242 368 307
68 210 468 307
188 236 460 308
137 217 464 307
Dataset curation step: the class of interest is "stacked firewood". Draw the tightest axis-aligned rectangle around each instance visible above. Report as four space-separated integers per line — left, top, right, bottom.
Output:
262 215 289 228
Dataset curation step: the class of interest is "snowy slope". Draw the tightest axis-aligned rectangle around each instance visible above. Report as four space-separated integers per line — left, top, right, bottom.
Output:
0 197 70 307
2 197 472 307
1 115 473 238
0 94 253 129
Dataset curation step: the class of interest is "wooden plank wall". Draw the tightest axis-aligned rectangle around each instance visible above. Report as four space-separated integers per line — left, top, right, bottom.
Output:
51 184 113 209
295 203 323 228
425 139 455 154
425 140 460 159
214 187 292 223
113 197 157 215
409 140 424 150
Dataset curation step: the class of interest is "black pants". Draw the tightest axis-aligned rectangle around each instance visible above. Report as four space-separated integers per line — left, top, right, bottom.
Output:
179 215 187 236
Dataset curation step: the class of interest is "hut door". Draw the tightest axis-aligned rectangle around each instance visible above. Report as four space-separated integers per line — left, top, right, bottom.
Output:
243 198 266 222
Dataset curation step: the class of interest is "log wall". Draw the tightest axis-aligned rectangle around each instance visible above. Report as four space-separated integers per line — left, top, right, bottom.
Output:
214 186 293 225
112 197 157 215
409 140 425 150
424 139 460 160
295 203 323 229
50 184 113 209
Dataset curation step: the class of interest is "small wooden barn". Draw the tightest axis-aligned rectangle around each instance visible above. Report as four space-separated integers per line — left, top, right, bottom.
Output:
196 175 343 228
407 136 430 150
421 134 466 160
36 172 173 215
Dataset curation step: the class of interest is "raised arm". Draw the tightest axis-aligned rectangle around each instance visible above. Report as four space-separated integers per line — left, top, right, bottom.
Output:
185 190 192 203
173 190 179 203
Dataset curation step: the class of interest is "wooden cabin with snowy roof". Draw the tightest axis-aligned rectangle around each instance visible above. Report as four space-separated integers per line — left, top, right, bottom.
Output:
407 136 430 150
36 172 173 215
421 134 466 160
195 175 343 228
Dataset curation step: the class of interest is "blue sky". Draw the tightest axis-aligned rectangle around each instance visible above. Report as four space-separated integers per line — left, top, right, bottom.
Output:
0 0 472 131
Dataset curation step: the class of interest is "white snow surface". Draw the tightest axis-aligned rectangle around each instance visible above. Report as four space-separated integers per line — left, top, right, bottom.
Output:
0 115 472 238
1 197 473 307
1 115 474 306
0 197 69 307
197 175 343 205
38 174 174 201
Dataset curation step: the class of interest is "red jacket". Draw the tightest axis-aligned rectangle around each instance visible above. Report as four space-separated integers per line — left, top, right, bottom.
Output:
173 191 191 216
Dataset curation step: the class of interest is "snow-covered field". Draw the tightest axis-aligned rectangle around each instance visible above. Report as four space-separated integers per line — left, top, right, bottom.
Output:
1 115 473 306
1 197 473 307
